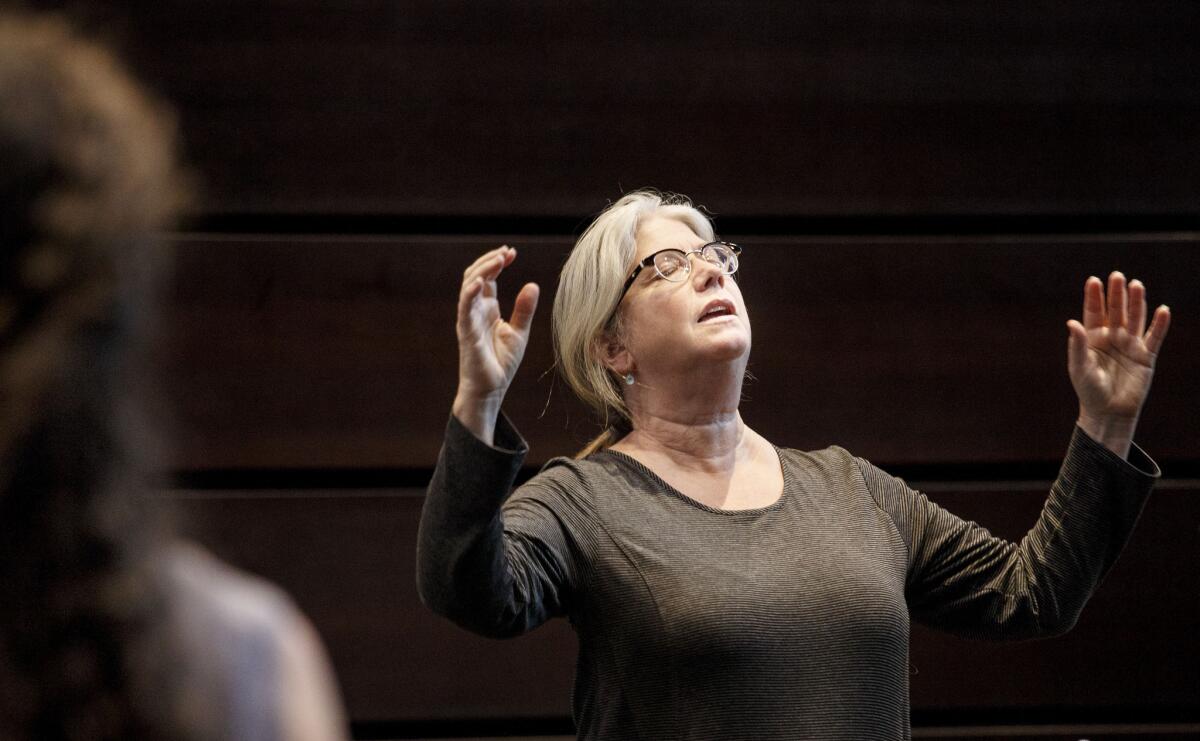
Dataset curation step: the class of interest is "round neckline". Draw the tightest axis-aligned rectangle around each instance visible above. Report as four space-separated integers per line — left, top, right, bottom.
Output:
598 446 790 516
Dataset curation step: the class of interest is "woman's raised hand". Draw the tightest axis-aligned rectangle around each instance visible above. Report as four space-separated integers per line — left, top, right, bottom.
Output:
452 246 540 445
1066 271 1170 459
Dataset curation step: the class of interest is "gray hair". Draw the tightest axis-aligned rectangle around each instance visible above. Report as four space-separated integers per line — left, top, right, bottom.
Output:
552 190 715 456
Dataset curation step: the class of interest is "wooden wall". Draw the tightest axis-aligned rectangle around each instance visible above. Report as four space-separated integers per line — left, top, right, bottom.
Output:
161 234 1197 471
33 1 1200 220
34 1 1199 737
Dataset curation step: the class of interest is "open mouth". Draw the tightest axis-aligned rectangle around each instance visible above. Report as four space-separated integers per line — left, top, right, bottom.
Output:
698 300 736 322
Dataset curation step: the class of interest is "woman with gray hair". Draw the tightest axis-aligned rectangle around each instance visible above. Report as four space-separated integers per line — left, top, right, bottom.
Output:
417 190 1171 740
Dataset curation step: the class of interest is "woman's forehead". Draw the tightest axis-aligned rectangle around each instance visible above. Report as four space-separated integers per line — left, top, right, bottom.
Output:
634 215 704 260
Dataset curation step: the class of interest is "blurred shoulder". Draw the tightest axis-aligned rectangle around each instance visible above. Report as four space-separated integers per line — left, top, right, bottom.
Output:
162 540 300 634
160 540 349 740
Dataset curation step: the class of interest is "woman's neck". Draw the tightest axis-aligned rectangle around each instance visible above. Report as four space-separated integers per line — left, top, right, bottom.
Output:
615 366 750 472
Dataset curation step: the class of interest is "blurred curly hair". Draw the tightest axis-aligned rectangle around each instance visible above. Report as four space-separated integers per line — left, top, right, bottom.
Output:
0 10 198 741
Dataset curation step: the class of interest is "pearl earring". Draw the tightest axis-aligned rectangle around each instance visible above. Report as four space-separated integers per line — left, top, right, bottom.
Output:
624 373 635 386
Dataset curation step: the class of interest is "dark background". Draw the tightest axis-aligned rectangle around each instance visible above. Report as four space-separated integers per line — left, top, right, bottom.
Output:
32 2 1200 738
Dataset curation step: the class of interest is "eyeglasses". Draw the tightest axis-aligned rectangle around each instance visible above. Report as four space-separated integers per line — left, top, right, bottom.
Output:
610 241 741 318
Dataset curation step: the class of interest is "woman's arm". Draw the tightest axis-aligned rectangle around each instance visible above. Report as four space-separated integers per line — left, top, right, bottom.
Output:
865 272 1170 638
861 431 1158 639
417 411 575 638
415 247 573 638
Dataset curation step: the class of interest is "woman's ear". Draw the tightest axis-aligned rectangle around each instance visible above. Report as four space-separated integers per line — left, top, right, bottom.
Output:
593 332 633 376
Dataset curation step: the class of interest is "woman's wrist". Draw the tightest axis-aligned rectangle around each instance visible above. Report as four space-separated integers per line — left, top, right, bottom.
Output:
1075 411 1138 460
452 389 504 446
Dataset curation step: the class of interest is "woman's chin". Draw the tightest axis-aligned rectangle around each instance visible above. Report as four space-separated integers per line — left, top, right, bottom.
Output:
700 335 751 363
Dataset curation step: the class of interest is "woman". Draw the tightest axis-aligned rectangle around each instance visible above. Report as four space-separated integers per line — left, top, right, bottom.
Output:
0 13 347 741
417 190 1170 740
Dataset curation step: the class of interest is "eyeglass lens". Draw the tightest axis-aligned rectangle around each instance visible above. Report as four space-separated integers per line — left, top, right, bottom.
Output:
652 243 738 282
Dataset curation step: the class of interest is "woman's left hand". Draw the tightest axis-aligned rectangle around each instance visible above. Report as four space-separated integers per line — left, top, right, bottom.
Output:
1066 271 1171 458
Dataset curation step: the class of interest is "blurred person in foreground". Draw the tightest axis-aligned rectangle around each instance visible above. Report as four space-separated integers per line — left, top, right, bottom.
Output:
418 190 1170 740
0 11 348 741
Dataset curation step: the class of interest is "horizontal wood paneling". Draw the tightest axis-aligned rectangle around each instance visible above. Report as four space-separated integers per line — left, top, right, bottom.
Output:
44 1 1200 216
171 484 1200 724
160 233 1198 470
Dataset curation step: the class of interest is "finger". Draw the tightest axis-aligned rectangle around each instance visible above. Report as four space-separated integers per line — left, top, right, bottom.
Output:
456 276 484 332
1081 276 1105 330
462 245 513 287
479 246 520 289
508 282 540 335
1144 304 1171 356
1106 271 1127 329
463 255 507 303
462 245 509 279
463 252 508 290
1128 279 1147 337
1066 319 1089 379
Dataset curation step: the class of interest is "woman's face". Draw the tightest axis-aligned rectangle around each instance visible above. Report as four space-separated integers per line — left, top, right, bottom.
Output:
614 215 751 377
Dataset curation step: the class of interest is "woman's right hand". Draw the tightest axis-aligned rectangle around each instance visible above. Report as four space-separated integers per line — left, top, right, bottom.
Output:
452 246 540 445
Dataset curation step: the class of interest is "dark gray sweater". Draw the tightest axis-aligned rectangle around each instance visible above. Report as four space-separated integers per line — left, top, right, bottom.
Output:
417 414 1158 740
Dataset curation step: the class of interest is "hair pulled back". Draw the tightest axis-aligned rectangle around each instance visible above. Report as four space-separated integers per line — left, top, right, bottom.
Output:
551 190 714 457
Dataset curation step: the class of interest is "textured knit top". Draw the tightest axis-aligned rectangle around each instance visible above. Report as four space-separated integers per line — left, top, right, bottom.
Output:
416 414 1159 741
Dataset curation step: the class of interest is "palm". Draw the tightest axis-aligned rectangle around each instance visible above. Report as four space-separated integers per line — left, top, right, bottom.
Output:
461 281 526 389
456 246 539 400
1072 325 1155 418
1067 273 1170 423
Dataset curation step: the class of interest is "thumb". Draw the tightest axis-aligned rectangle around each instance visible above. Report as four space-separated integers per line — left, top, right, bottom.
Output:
509 282 540 335
1066 319 1089 379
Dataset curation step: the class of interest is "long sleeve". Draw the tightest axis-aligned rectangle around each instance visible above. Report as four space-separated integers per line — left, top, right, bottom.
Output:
416 413 576 638
858 425 1159 640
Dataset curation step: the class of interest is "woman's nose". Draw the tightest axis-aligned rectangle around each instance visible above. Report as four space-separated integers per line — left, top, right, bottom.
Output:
691 255 725 290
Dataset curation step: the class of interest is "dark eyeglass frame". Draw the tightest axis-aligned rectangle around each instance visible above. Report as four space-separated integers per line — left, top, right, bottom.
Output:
609 241 742 321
